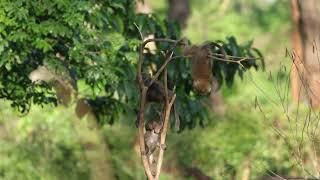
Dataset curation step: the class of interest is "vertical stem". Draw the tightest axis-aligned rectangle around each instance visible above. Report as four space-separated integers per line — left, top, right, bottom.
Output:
164 67 169 105
138 87 154 180
155 94 176 179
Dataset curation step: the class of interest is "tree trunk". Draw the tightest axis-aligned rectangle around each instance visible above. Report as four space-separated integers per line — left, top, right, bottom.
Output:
168 0 190 28
210 78 225 115
291 0 320 108
240 158 251 180
290 0 304 102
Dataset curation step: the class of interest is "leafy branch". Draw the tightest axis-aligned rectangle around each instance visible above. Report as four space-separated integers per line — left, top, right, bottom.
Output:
136 37 263 179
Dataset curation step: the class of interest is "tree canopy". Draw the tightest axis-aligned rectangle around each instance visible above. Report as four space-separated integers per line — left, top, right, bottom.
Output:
0 0 262 129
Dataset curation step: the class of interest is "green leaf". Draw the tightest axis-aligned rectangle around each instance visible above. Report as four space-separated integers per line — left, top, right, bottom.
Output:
107 32 125 51
33 38 52 52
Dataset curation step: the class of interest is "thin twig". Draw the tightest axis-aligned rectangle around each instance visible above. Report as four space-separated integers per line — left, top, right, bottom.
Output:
203 41 228 60
133 22 144 40
149 51 174 87
171 55 191 60
209 55 246 69
211 52 261 60
149 38 185 85
164 59 169 104
137 38 177 90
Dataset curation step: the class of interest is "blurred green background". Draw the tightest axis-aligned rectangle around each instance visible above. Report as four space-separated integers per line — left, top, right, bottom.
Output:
1 0 319 180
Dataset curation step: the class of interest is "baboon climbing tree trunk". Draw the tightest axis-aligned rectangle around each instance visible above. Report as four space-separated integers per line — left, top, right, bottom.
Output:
291 0 320 108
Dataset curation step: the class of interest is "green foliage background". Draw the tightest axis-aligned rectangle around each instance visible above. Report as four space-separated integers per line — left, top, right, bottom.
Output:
0 0 318 180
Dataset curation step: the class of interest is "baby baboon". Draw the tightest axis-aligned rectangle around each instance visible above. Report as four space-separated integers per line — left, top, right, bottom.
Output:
144 120 164 175
144 120 162 155
140 74 180 130
142 74 174 102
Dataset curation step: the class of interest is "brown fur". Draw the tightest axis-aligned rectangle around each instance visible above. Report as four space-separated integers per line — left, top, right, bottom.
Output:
145 120 163 133
142 74 174 102
183 45 213 95
144 120 163 175
135 75 172 128
138 74 179 131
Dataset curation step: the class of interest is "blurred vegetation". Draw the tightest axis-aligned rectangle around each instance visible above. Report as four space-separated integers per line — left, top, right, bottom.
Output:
1 0 319 180
0 103 90 180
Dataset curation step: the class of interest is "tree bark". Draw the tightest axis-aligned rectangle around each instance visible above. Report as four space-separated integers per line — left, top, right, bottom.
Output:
168 0 190 28
290 0 304 102
291 0 320 108
240 158 251 180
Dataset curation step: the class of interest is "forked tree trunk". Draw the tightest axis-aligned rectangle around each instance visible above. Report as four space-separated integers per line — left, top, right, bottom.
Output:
291 0 320 108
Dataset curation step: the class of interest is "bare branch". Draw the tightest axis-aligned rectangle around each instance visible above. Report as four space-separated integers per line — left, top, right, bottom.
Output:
171 55 190 60
211 52 261 60
203 41 228 60
137 38 178 90
209 55 246 69
164 66 169 105
149 51 174 87
137 87 154 179
155 94 176 179
133 22 144 40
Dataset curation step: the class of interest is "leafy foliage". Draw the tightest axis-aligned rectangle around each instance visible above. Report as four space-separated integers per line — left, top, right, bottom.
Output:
212 36 264 87
0 105 90 180
0 0 262 129
173 109 295 180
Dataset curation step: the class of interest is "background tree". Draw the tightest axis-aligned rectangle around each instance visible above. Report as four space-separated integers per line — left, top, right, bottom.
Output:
168 0 190 28
291 0 320 108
